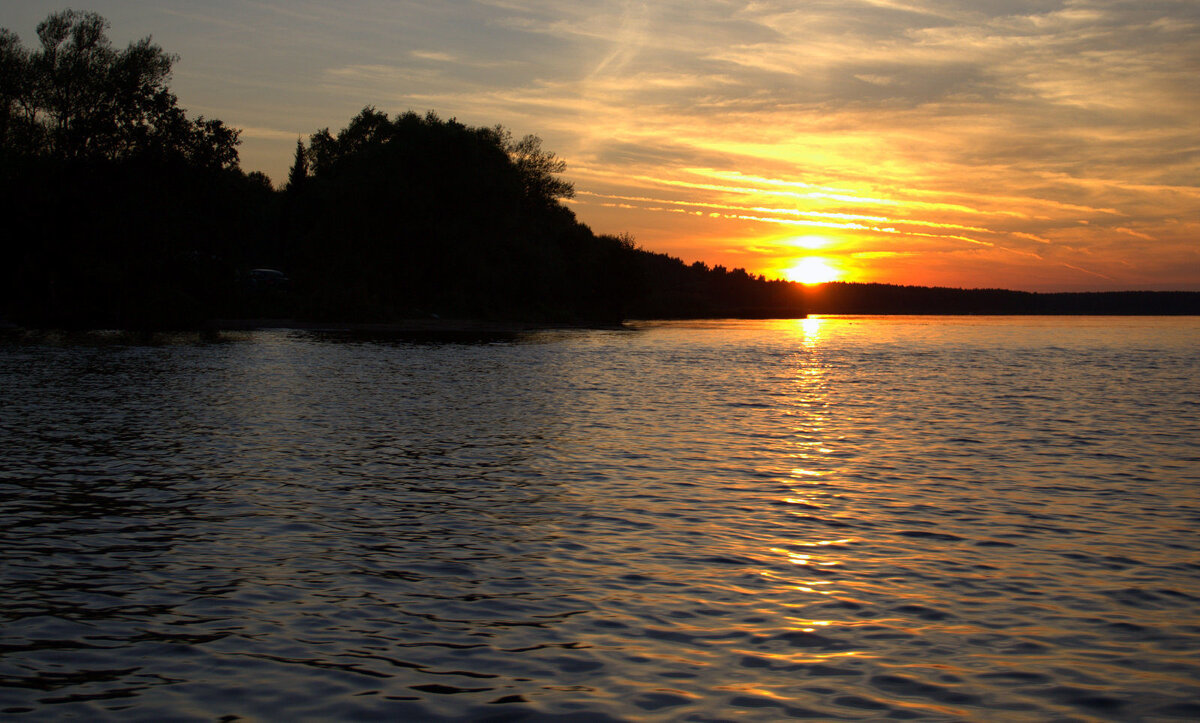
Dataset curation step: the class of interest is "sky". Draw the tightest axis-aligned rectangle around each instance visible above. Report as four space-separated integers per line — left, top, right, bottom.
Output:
4 1 1198 290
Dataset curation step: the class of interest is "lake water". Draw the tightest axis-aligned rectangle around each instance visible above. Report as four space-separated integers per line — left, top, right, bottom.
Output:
1 316 1198 721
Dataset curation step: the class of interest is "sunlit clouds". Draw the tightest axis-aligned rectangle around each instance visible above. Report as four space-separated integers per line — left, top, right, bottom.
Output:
5 0 1196 289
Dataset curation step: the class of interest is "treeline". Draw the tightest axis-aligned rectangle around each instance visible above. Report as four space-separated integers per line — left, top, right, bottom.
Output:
1 11 272 328
801 283 1200 315
0 11 803 329
3 13 1193 329
280 107 640 323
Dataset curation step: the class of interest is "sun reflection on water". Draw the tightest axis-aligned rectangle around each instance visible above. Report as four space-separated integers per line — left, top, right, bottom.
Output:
797 316 824 348
766 317 868 660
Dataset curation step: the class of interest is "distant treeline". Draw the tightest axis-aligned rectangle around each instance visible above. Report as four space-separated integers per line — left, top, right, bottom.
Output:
0 11 803 329
1 13 1194 329
801 283 1200 315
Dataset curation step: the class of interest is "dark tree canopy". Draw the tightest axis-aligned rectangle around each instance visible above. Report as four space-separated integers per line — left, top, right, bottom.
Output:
286 137 309 190
0 13 811 329
8 11 1185 331
282 107 626 322
0 11 260 329
303 109 573 207
0 28 28 148
0 10 239 167
503 130 574 203
270 106 809 323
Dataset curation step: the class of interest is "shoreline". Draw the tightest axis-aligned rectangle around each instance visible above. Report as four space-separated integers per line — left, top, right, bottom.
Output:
11 308 1200 337
205 318 616 333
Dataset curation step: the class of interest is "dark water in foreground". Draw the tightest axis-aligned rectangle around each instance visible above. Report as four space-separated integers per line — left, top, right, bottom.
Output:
1 317 1198 721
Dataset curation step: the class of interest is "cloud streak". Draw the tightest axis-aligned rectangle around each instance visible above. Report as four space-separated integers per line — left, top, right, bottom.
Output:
5 0 1195 289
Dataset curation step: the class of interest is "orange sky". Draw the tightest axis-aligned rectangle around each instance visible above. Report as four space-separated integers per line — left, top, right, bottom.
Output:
6 1 1199 290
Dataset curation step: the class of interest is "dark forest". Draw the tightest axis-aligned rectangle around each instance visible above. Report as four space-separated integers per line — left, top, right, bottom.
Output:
2 12 1194 330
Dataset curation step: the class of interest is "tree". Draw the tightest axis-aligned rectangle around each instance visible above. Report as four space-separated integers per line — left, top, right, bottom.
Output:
0 29 31 150
286 137 308 190
0 10 240 167
503 131 574 204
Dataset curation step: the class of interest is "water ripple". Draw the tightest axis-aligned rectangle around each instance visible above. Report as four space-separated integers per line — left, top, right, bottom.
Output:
1 318 1198 719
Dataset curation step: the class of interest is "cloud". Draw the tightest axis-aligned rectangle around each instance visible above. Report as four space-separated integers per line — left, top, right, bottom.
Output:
236 125 306 141
410 50 457 63
11 0 1191 288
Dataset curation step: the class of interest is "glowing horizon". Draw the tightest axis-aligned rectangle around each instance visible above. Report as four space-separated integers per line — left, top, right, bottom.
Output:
5 0 1196 291
783 257 842 285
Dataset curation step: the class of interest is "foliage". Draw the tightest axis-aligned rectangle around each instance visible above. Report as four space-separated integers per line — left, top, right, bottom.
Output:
285 138 308 191
1 155 274 328
501 130 574 203
285 107 627 322
1 12 808 328
0 12 261 328
624 251 803 318
0 10 239 167
798 283 1200 315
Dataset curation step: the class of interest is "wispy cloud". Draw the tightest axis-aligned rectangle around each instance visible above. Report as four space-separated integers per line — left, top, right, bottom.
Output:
236 125 306 141
7 0 1192 289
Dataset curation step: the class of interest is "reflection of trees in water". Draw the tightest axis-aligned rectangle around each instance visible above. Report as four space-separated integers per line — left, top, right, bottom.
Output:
183 333 574 521
0 342 239 689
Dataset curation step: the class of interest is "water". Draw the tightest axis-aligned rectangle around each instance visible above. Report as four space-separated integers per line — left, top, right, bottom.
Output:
1 317 1198 720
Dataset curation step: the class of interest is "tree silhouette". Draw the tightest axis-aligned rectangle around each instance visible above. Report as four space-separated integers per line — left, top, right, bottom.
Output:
286 137 308 191
0 29 30 150
8 11 1191 329
0 10 239 167
503 131 574 204
0 11 265 328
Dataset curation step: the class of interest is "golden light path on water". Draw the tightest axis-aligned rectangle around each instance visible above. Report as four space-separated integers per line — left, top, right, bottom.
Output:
770 317 856 660
2 318 1198 719
626 316 1200 718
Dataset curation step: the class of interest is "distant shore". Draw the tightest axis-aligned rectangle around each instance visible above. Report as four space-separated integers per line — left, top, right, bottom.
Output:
8 298 1200 337
0 317 632 340
207 318 589 333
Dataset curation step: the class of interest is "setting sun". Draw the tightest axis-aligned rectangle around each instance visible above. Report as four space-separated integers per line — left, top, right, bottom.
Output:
784 257 841 284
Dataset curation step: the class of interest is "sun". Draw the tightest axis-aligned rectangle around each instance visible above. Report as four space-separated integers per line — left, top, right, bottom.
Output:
784 257 841 284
